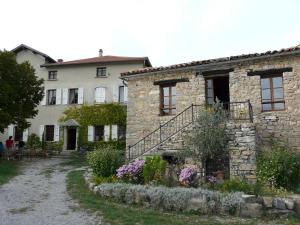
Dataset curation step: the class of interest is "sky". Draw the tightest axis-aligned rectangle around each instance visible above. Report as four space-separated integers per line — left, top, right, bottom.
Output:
1 0 300 67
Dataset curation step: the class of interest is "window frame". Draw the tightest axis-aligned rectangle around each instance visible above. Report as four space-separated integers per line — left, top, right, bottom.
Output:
69 88 78 104
96 67 107 77
160 83 176 116
47 89 56 105
45 125 55 141
260 74 285 112
48 71 57 80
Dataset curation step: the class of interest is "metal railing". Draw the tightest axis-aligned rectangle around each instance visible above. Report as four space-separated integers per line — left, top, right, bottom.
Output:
128 100 253 161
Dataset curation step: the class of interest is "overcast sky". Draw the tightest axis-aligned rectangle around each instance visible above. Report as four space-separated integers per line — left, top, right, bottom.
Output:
1 0 300 67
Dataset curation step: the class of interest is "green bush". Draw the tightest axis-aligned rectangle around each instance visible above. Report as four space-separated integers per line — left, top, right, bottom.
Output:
46 141 63 153
221 179 253 193
87 145 124 177
92 175 118 185
85 140 126 152
256 144 300 190
143 156 167 185
26 133 41 150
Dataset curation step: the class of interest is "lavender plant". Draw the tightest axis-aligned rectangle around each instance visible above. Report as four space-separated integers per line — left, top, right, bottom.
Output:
116 159 145 184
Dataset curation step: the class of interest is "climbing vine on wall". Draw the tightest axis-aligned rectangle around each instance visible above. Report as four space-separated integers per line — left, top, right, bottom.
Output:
60 103 127 146
60 103 127 126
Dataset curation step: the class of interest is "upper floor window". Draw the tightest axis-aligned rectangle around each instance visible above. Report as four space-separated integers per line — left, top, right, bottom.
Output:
160 84 176 116
69 88 78 104
119 86 125 103
47 89 56 105
48 71 57 80
96 67 107 77
261 75 285 111
45 125 54 141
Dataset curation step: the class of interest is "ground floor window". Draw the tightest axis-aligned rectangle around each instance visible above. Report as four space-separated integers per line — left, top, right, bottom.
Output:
45 125 55 141
94 125 104 141
118 125 126 140
14 127 23 141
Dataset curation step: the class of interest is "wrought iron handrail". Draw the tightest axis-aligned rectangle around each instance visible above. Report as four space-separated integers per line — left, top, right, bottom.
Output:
128 100 253 161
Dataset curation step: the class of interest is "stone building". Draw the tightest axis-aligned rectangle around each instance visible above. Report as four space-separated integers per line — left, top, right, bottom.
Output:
121 44 300 180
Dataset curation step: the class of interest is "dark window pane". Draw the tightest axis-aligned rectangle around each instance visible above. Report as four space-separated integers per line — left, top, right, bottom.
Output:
262 89 271 101
94 126 104 141
261 78 270 89
274 88 283 100
274 103 285 110
273 77 283 88
262 104 272 111
118 126 126 140
47 89 56 105
69 89 78 104
45 125 54 141
97 67 106 77
14 127 23 141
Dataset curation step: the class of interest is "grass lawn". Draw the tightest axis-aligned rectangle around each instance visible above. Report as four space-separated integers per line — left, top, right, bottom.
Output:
0 159 20 185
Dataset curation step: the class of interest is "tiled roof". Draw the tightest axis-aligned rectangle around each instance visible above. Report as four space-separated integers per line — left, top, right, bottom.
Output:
12 44 56 63
42 55 152 67
121 45 300 77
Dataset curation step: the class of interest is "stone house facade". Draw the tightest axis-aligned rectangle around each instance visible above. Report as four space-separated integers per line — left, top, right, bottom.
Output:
122 44 300 180
1 44 151 150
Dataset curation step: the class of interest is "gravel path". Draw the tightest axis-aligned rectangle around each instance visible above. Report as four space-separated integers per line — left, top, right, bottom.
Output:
0 157 101 225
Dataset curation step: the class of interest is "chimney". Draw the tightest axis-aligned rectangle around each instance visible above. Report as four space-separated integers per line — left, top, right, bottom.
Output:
99 49 103 57
57 59 63 63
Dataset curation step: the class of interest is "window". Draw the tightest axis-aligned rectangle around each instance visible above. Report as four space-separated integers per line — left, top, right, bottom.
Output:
160 84 176 116
47 89 56 105
261 75 285 111
96 67 107 77
45 125 54 141
119 86 125 103
206 79 214 105
94 126 104 141
14 127 23 141
95 87 106 103
118 125 126 140
69 88 78 104
48 71 57 80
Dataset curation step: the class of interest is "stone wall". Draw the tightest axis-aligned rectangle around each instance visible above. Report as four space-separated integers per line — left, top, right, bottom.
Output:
227 122 257 182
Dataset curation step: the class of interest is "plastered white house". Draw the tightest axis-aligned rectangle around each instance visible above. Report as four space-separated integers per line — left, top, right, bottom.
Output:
1 44 151 150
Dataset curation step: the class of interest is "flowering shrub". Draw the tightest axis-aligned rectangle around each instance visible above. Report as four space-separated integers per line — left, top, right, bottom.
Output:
207 176 217 184
143 156 167 185
179 167 198 187
116 159 145 184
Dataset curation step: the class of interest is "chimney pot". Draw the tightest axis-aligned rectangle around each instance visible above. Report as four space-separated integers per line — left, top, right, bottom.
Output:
99 49 103 57
57 59 63 63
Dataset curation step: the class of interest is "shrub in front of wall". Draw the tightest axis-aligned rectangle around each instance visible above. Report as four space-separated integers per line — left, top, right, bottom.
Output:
256 144 300 190
26 133 41 150
87 145 124 177
221 179 253 194
179 167 198 187
85 140 126 152
143 156 167 185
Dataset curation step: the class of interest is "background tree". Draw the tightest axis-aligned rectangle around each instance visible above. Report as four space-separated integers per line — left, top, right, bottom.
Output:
0 50 44 132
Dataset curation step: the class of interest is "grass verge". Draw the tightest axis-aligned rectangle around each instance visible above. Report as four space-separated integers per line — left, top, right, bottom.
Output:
0 159 20 185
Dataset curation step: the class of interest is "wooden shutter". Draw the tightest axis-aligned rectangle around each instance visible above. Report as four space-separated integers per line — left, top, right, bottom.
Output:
88 126 94 142
62 88 68 105
39 125 44 141
95 87 101 103
104 125 110 141
56 88 62 105
8 125 14 137
113 86 119 102
78 88 84 104
99 87 106 103
41 89 46 105
54 125 60 141
23 129 29 142
124 86 128 102
111 125 118 140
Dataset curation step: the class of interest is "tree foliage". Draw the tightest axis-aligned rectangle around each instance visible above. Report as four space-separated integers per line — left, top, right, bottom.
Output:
0 50 44 131
183 101 229 162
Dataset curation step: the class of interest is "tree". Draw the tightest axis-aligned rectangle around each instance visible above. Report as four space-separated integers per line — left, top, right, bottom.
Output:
0 50 44 132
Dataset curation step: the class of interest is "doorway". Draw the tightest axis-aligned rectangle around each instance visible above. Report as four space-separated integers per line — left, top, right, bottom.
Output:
205 75 230 105
67 128 77 150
